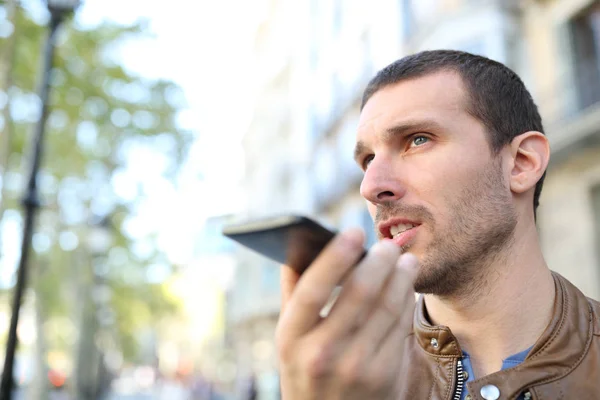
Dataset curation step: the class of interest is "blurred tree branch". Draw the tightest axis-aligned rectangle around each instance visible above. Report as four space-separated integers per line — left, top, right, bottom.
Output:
0 2 194 387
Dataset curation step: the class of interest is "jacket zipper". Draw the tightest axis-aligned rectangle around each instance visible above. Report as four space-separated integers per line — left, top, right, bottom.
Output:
453 359 464 400
450 359 533 400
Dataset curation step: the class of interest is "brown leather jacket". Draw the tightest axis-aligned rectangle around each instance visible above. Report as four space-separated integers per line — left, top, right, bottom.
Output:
400 272 600 400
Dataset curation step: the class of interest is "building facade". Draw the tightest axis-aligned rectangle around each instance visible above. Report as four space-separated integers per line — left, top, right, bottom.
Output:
522 0 600 299
226 0 309 398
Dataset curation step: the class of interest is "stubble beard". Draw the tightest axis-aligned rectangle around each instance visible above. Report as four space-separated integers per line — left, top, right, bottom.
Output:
374 156 518 298
414 157 518 298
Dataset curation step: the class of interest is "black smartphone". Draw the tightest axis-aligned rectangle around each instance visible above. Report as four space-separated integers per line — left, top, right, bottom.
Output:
222 215 340 275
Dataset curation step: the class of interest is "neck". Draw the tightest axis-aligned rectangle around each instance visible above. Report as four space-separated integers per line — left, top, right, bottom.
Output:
423 219 555 378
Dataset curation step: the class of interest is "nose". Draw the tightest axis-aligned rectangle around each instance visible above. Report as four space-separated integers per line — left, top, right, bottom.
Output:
360 155 407 205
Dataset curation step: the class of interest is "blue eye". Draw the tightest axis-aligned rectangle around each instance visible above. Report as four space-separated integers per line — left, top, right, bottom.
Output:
411 136 429 147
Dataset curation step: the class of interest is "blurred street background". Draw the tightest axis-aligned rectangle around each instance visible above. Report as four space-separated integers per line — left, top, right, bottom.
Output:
0 0 599 399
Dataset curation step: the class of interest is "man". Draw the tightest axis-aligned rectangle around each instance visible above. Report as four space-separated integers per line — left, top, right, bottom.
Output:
275 50 600 400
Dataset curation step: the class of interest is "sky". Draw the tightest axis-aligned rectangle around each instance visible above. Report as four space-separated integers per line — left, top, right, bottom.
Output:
0 0 262 286
75 0 259 263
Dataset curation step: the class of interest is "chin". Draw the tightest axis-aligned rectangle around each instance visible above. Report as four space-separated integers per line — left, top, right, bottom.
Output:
400 240 423 256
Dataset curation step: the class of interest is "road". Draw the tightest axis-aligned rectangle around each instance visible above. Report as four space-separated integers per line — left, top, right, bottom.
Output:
107 393 156 400
12 388 71 399
12 387 183 400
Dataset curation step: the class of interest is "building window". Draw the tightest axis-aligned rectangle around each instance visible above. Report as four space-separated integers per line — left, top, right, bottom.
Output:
570 2 600 111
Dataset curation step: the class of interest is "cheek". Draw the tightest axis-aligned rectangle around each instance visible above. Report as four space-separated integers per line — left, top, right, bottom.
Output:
405 151 481 214
417 149 480 191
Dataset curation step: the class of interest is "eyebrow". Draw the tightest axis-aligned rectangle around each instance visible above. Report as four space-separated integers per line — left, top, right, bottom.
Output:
353 119 444 163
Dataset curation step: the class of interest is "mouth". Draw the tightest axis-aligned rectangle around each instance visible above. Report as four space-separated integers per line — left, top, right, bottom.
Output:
379 219 421 248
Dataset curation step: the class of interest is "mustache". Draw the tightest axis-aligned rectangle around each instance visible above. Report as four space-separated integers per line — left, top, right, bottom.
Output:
374 202 435 227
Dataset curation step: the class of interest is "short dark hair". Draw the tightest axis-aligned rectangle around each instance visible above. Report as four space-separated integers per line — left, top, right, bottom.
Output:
361 50 546 217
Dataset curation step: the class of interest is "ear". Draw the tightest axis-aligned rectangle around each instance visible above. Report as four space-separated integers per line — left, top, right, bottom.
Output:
508 131 549 194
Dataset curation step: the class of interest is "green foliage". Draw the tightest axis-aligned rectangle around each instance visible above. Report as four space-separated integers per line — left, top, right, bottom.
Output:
112 281 182 360
0 4 191 363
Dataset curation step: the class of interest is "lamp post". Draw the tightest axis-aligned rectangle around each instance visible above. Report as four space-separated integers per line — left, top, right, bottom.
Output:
0 1 80 399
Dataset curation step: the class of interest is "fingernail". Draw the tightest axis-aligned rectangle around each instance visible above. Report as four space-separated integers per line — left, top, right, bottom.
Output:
397 253 418 273
340 227 364 247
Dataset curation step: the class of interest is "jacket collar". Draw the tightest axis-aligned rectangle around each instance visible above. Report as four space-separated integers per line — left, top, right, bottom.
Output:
413 291 463 357
412 272 595 398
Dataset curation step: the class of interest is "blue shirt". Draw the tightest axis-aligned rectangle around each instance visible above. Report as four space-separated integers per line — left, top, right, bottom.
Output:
460 346 532 400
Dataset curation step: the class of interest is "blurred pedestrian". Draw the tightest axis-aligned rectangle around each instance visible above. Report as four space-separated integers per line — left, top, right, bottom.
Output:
243 373 257 400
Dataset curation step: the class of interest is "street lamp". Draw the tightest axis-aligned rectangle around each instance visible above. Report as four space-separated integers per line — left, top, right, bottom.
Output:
0 1 81 399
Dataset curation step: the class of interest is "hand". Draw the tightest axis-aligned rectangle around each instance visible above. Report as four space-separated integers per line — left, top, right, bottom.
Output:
276 228 418 400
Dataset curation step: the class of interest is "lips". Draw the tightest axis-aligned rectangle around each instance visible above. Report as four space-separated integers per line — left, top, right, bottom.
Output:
390 222 418 238
377 218 421 248
379 219 421 239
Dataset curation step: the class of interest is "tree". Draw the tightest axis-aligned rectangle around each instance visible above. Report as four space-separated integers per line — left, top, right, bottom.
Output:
0 0 18 260
0 3 193 395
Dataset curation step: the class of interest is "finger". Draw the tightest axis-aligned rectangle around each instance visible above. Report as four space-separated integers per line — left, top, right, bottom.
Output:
371 254 418 359
279 228 365 339
280 264 301 315
361 308 414 393
364 268 417 387
387 253 418 340
314 240 401 340
396 252 418 278
347 254 417 359
369 295 416 367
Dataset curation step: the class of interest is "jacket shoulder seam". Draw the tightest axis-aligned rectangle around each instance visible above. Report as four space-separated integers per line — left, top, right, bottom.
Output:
531 302 595 388
527 277 569 361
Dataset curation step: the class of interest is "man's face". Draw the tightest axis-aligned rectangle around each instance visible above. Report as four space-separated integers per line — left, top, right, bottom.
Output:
355 71 518 296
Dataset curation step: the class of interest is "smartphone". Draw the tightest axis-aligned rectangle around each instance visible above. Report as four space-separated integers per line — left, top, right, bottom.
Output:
222 215 341 275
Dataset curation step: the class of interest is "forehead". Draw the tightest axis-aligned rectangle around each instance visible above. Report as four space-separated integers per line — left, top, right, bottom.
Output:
357 71 470 137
